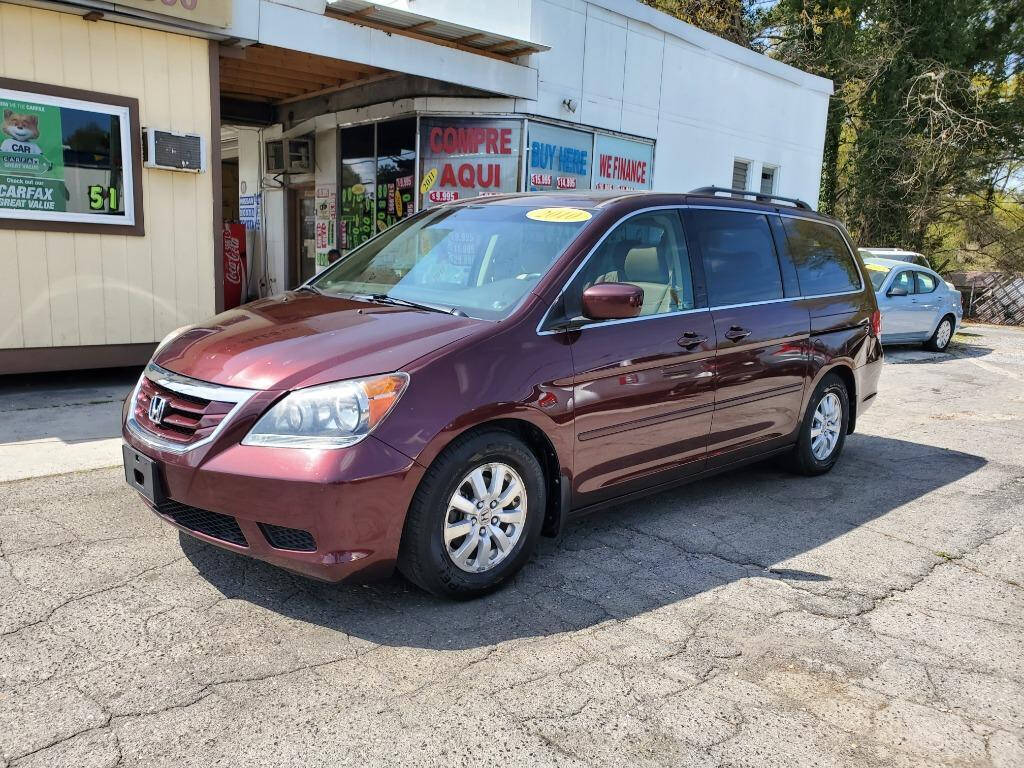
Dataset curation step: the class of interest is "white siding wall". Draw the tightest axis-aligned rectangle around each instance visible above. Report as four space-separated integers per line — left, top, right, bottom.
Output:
520 0 831 205
0 7 215 352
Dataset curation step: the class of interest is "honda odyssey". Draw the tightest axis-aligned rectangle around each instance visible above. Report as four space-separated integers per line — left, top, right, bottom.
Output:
123 189 882 598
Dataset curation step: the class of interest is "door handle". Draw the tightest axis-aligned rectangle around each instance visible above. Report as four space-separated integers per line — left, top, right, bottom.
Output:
724 325 751 342
677 331 708 349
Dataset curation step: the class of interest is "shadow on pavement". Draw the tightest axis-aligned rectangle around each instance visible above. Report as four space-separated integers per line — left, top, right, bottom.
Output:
883 340 992 364
180 433 985 650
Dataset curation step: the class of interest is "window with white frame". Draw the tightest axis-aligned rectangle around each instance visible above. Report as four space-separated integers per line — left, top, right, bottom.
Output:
760 165 778 195
731 159 750 193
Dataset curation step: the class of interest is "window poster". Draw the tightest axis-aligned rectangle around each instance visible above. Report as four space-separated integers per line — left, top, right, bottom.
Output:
376 118 415 233
0 87 136 227
592 134 654 191
340 124 375 251
527 123 593 192
418 117 522 207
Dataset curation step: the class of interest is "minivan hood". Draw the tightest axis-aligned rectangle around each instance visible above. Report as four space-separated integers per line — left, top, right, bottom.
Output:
155 291 485 391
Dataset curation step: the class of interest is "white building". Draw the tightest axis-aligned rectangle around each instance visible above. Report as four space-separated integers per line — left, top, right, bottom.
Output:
0 0 831 372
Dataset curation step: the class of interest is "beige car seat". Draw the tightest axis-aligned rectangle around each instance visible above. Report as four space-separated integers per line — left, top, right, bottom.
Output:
623 246 674 315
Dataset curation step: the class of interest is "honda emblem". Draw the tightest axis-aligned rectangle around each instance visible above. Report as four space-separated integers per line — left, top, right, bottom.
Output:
148 395 167 424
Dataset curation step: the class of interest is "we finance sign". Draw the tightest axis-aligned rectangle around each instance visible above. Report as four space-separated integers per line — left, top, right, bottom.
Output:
593 134 654 191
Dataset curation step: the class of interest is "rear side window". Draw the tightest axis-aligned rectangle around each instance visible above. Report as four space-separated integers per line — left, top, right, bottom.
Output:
915 272 937 293
690 211 783 306
782 218 863 296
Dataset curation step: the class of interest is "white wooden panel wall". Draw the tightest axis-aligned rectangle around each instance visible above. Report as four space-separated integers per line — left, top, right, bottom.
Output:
0 7 215 352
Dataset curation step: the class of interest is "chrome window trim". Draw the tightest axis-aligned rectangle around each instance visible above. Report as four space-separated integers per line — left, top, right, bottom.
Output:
536 203 868 336
126 363 257 454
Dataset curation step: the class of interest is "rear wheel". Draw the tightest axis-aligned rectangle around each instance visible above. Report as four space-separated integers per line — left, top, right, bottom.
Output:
924 315 954 352
786 373 850 476
397 430 545 599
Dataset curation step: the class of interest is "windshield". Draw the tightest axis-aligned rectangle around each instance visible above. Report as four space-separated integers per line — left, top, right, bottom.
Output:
864 262 891 291
311 204 591 320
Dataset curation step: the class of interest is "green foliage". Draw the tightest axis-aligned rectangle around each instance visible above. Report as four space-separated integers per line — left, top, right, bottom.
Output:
639 0 754 46
755 0 1024 272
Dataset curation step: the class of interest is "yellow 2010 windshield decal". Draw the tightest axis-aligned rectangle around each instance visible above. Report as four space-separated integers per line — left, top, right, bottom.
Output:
526 207 593 223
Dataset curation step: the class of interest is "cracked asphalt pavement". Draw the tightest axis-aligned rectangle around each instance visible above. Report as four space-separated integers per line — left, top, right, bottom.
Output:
1 324 1022 767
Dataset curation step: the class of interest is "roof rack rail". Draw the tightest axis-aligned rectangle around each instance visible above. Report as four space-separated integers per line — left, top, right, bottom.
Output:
689 186 812 211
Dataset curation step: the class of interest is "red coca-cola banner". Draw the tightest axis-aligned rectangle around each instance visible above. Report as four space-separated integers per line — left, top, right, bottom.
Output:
222 222 247 309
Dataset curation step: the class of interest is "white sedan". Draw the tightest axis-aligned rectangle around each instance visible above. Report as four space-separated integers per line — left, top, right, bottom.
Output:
863 257 963 351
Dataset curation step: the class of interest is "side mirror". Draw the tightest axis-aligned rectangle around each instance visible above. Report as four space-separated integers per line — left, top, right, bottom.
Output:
581 283 644 321
888 286 909 297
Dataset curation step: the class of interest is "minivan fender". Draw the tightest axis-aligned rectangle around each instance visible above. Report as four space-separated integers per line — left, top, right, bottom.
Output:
803 362 859 435
410 405 573 539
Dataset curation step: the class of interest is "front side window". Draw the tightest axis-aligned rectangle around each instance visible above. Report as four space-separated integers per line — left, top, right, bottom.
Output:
313 203 589 320
565 210 694 321
915 272 937 293
891 270 915 294
782 218 862 296
691 211 784 307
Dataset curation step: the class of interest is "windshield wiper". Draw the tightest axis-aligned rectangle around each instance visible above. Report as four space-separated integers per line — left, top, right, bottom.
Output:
358 294 466 316
296 285 321 295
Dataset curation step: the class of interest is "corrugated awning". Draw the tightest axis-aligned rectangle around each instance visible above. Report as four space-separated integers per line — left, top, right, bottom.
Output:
325 1 549 60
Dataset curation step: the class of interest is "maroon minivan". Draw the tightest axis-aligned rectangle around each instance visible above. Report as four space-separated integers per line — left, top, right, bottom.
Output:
123 189 882 598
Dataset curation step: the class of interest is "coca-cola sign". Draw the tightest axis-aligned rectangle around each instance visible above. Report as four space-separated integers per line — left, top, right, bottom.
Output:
222 222 247 309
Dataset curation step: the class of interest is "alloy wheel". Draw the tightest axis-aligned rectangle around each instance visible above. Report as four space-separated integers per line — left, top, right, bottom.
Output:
936 320 952 349
443 462 527 573
810 392 843 461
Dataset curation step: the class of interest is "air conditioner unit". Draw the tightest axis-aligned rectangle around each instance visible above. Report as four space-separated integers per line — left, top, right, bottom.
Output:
143 129 206 172
265 137 313 174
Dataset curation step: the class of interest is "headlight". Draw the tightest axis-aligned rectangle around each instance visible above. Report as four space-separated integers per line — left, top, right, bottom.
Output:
242 372 410 449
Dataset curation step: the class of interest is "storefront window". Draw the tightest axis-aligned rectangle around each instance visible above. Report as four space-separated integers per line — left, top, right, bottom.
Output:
339 124 375 251
527 122 593 192
418 117 522 207
592 134 654 190
0 83 140 233
375 118 415 234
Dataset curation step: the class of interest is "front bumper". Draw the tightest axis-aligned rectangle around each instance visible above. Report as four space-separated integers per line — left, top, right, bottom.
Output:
123 406 424 582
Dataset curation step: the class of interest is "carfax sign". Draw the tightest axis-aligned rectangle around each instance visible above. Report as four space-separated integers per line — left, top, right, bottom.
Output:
0 97 66 213
0 86 137 228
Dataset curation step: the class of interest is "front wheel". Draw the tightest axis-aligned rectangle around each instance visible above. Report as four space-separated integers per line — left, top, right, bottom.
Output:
786 374 850 476
924 315 954 352
397 431 545 599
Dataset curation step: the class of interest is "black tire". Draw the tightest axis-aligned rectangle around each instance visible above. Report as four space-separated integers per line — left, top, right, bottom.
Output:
924 315 955 352
786 373 850 476
397 430 545 599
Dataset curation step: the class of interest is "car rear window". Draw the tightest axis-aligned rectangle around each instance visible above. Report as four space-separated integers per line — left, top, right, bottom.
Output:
783 218 862 296
690 211 784 306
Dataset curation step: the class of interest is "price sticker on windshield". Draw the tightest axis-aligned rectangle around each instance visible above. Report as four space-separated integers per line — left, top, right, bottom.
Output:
865 263 890 272
526 207 593 223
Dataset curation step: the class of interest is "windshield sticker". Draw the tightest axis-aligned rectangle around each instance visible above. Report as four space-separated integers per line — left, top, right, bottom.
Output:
526 207 592 223
864 263 890 272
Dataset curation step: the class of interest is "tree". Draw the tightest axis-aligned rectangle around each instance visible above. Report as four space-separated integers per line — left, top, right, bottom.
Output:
758 0 1024 271
639 0 754 46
